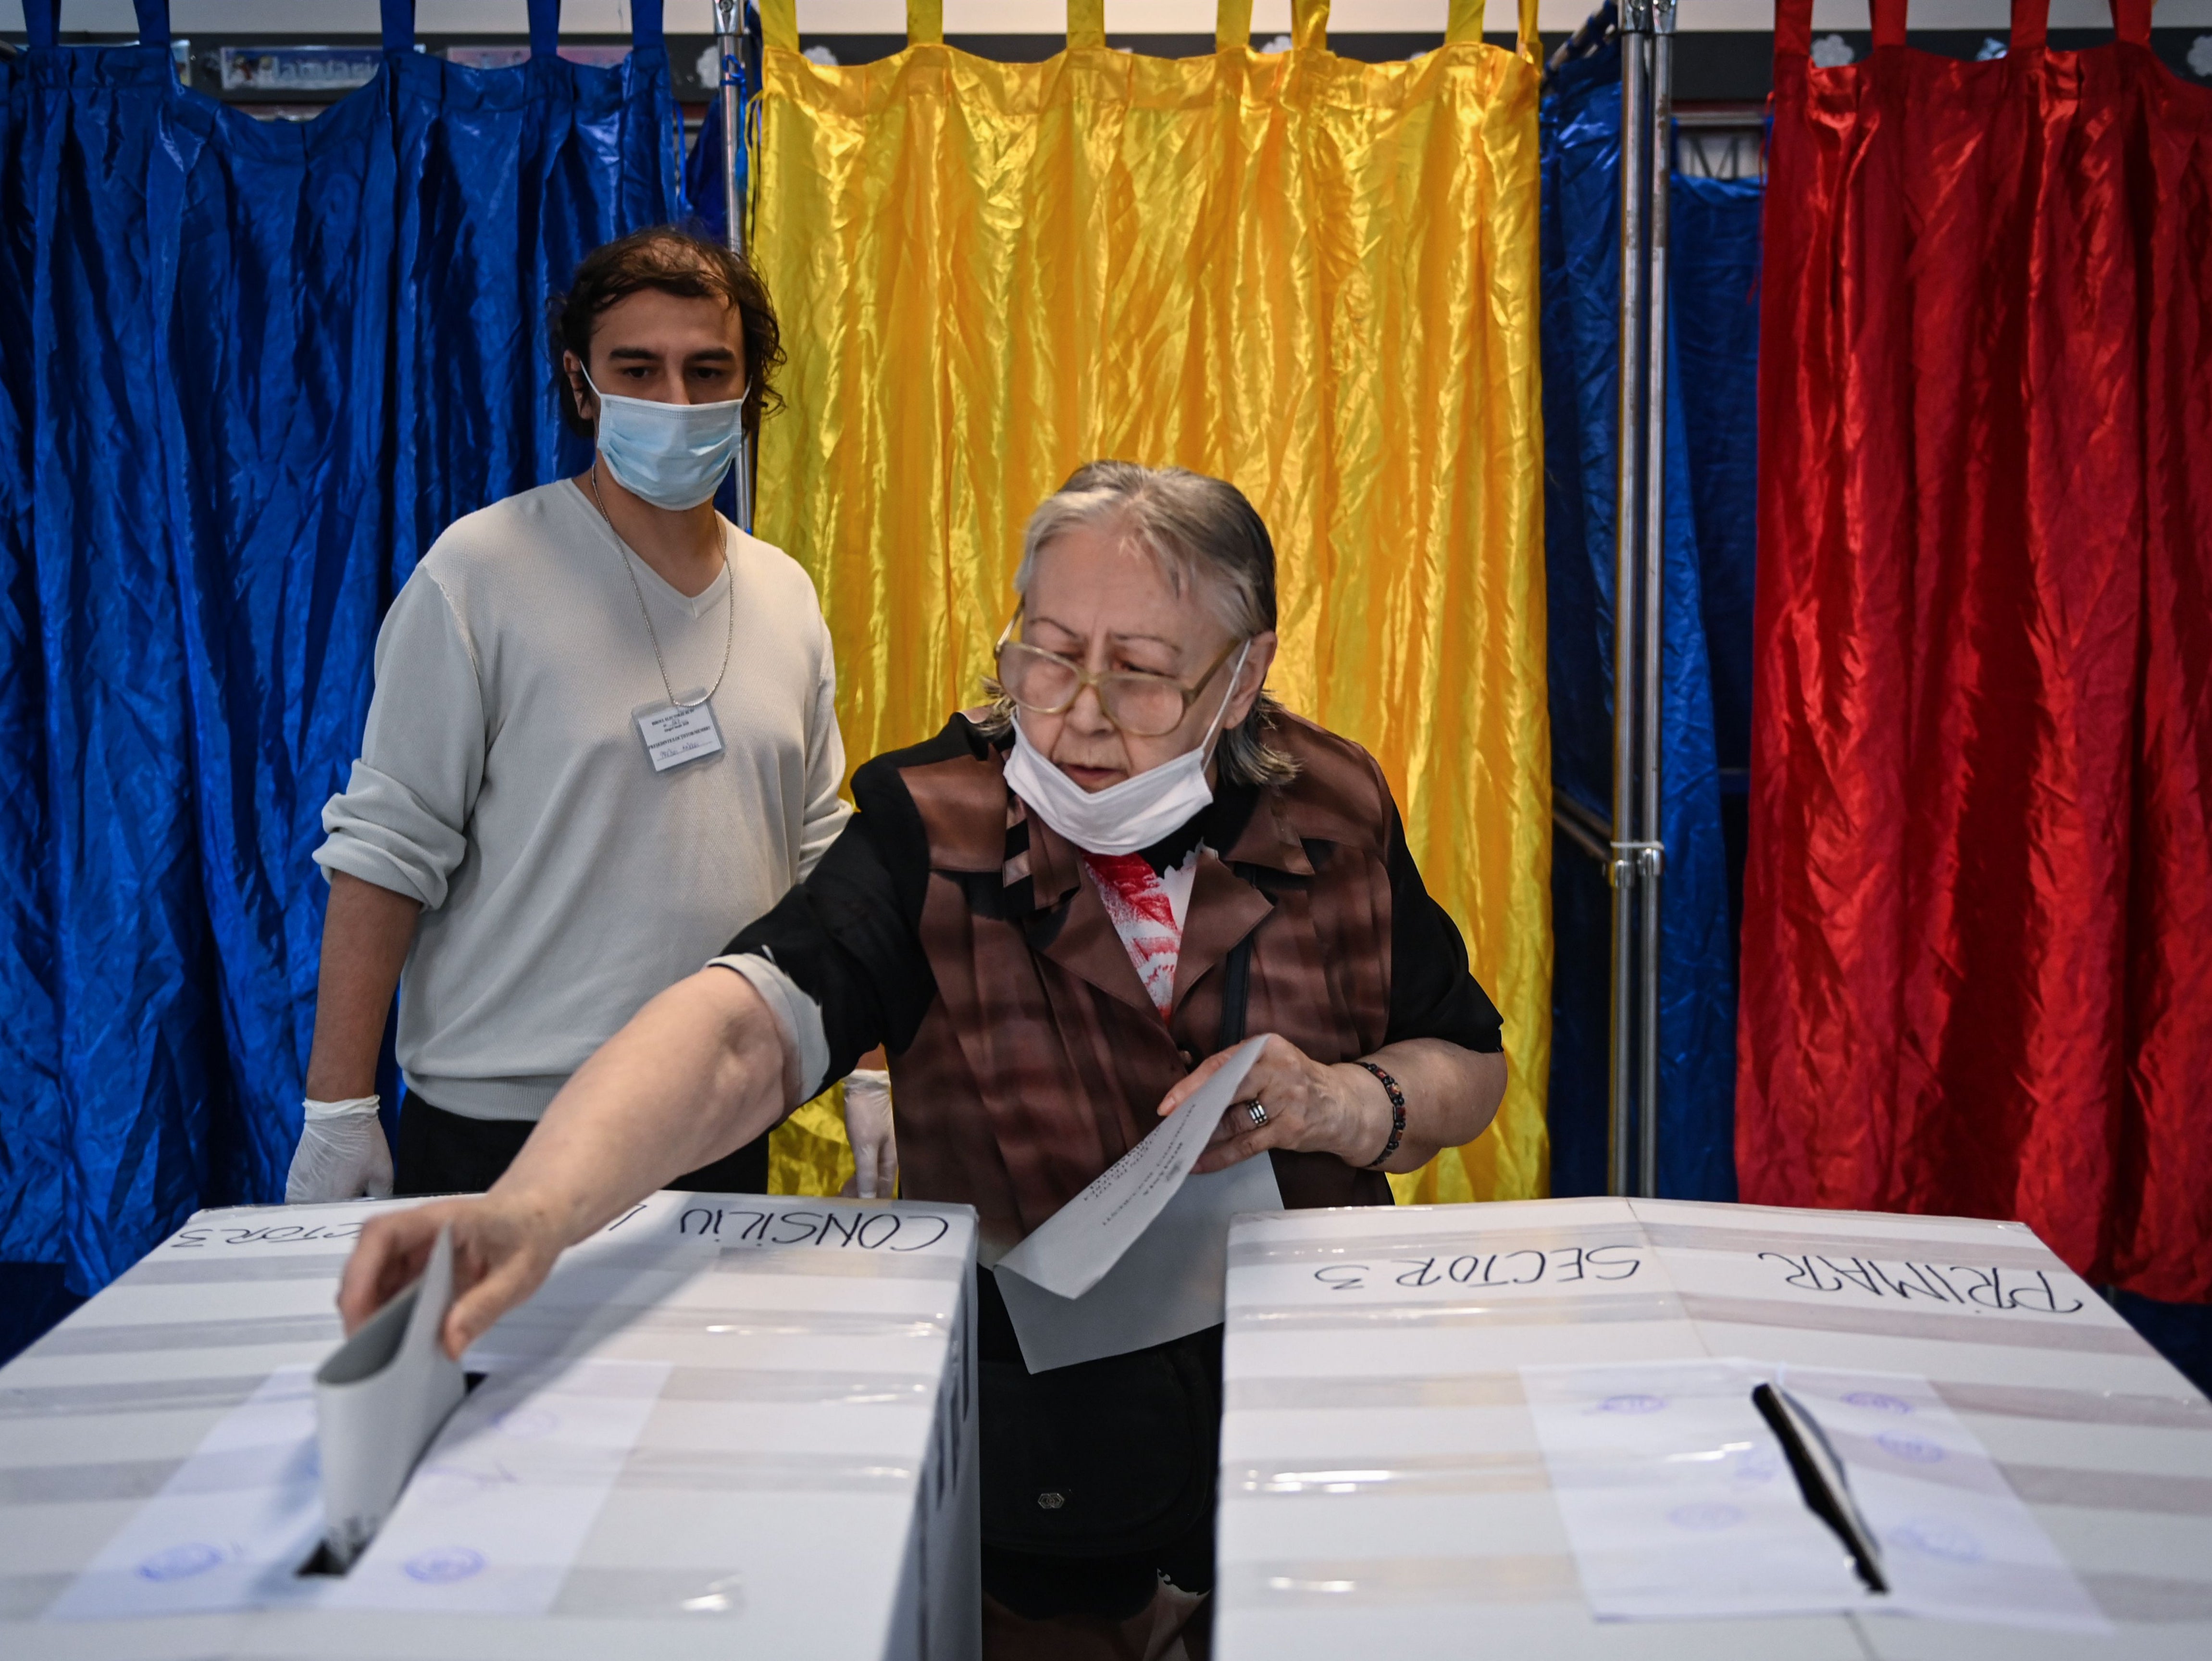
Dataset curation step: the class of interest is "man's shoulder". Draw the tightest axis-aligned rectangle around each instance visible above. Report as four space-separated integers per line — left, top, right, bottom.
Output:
723 524 828 624
414 480 590 590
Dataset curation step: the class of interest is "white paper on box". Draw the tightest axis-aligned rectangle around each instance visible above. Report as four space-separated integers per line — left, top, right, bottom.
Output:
314 1225 466 1567
1522 1356 1869 1621
328 1358 671 1614
1776 1364 2109 1633
42 1365 330 1620
1522 1356 2109 1632
998 1035 1268 1302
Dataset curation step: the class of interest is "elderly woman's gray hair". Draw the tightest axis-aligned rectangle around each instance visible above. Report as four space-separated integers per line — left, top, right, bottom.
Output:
982 461 1299 787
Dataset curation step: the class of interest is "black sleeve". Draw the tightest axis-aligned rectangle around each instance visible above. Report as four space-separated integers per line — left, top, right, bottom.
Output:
721 749 942 1083
1382 807 1505 1054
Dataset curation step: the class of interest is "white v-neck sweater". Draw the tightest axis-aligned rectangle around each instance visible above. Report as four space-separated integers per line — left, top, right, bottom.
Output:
316 479 851 1120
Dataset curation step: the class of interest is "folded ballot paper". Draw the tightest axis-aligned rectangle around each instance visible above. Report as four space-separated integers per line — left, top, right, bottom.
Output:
313 1226 467 1570
995 1035 1282 1371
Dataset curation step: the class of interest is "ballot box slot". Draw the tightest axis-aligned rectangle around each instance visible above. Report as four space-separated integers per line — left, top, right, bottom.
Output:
313 1228 469 1571
295 1370 487 1579
1751 1381 1888 1595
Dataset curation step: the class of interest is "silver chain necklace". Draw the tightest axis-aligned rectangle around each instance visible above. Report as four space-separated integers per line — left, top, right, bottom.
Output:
588 461 735 711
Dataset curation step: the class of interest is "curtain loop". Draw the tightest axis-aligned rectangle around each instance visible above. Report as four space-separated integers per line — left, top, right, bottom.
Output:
529 0 560 58
1774 0 1812 61
1872 0 1908 48
22 0 56 50
2110 0 2152 44
1217 0 1253 52
1517 0 1539 59
910 0 945 45
1446 0 1485 46
381 0 415 53
134 0 170 47
631 0 665 49
1069 0 1106 50
1292 0 1330 50
2011 0 2048 50
761 0 798 52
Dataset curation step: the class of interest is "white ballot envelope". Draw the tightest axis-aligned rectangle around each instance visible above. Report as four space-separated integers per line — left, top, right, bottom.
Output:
996 1036 1279 1370
314 1225 466 1569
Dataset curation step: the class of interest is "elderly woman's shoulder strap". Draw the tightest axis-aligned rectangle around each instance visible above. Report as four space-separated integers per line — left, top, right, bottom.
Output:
1261 714 1395 858
880 714 1009 875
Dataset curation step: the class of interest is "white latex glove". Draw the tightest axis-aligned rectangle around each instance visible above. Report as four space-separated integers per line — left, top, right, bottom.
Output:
840 1070 898 1199
286 1096 395 1203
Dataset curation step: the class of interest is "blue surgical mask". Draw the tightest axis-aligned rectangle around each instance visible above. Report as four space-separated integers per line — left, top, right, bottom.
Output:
584 368 748 511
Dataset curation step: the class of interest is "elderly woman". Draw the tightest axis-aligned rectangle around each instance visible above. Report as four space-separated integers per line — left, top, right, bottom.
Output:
341 462 1508 1659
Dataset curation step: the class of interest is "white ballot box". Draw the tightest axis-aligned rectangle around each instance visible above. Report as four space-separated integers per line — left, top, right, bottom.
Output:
1215 1196 2212 1661
0 1191 979 1661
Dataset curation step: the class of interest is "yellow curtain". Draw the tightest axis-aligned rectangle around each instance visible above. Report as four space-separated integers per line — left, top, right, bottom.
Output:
755 0 1551 1205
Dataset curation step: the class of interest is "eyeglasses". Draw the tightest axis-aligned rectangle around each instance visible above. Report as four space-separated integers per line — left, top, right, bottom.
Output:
994 618 1246 739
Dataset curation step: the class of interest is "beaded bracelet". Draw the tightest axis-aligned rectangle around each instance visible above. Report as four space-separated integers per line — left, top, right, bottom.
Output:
1355 1059 1406 1169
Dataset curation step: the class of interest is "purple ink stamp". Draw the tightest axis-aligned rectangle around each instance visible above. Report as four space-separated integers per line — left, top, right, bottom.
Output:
1842 1391 1913 1414
1877 1432 1947 1464
404 1546 486 1584
1597 1393 1667 1415
136 1542 223 1582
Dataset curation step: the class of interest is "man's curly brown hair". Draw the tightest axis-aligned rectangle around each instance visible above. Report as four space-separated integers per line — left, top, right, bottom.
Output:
547 225 785 438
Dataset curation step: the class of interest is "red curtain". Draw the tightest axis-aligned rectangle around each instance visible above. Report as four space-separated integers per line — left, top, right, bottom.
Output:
1741 0 2212 1300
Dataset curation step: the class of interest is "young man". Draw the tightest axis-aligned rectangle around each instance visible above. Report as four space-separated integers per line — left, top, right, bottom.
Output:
286 227 850 1202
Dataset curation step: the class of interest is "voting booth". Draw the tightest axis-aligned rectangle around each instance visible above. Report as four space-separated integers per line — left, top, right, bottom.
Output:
0 1192 978 1661
1214 1197 2212 1659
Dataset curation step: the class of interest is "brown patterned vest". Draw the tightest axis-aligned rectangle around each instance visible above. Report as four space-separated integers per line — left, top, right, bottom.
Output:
887 712 1395 1258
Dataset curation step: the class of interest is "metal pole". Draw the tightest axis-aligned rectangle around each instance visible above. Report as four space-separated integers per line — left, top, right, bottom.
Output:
713 0 754 532
1636 1 1676 1200
1608 0 1651 1200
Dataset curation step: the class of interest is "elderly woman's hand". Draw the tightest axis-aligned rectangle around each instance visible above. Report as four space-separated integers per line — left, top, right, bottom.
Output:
1156 1034 1394 1174
1155 1033 1506 1176
338 1193 565 1361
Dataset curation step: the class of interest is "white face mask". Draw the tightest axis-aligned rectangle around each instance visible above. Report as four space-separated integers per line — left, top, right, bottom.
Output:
584 368 747 511
1001 641 1252 857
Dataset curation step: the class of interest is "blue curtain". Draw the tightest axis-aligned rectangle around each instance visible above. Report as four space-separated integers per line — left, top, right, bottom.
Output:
1541 43 1762 1201
0 0 687 1296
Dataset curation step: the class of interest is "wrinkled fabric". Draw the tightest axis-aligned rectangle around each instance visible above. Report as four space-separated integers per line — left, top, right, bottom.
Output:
0 5 686 1294
1743 0 2212 1300
0 47 45 1263
1540 44 1753 1201
751 0 1552 1205
1670 176 1761 789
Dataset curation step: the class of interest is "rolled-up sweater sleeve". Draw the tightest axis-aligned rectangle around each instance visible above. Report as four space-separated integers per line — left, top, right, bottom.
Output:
313 573 485 910
795 618 853 880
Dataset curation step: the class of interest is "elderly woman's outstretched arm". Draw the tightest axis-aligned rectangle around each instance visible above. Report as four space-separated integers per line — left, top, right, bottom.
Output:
336 966 798 1358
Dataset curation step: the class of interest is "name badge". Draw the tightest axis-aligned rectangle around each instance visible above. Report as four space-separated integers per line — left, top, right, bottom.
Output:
634 691 725 774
